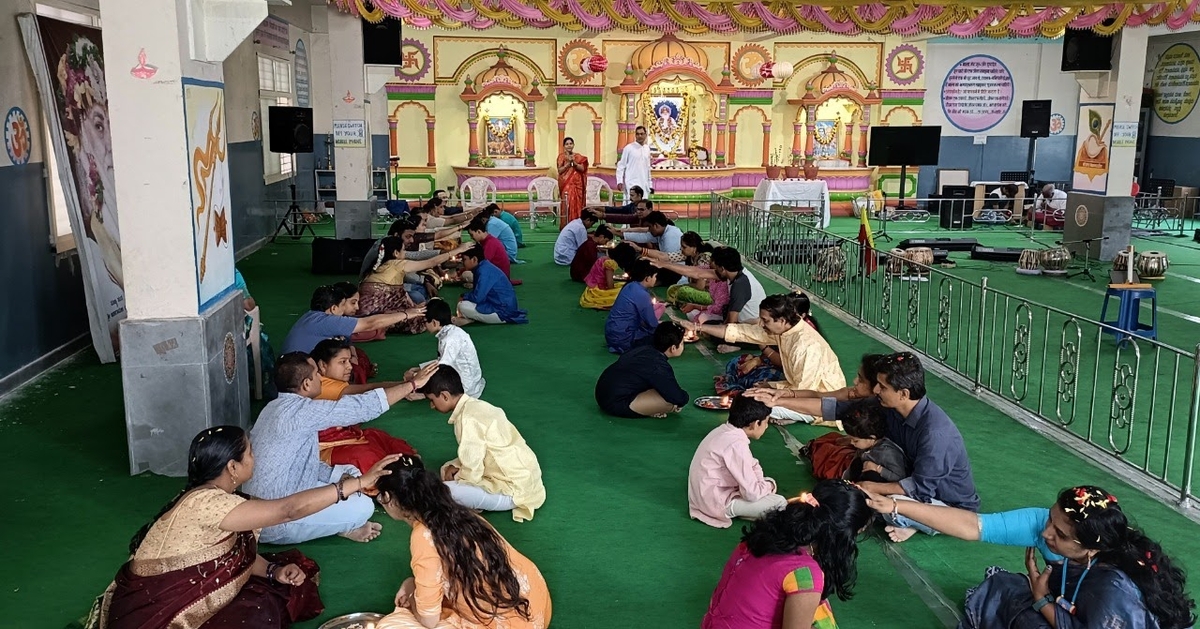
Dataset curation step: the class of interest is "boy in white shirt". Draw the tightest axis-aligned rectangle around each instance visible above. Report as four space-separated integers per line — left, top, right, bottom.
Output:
405 298 485 398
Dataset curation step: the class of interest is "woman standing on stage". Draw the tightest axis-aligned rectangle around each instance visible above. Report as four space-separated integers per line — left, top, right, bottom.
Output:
557 137 589 229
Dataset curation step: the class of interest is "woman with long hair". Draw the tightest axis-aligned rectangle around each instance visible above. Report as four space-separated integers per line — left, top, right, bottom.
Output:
359 237 471 335
98 426 400 629
375 456 552 629
861 485 1195 629
557 137 588 229
703 480 874 628
686 293 845 422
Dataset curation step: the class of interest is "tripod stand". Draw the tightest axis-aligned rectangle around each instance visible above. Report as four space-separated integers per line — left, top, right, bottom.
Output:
271 169 316 242
872 165 908 243
1060 236 1107 282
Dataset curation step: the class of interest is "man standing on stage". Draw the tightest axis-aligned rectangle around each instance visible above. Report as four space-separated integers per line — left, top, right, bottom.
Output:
616 125 653 202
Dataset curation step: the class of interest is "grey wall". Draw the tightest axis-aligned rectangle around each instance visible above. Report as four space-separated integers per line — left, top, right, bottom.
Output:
0 162 90 389
1143 136 1200 187
916 135 1077 198
227 139 317 257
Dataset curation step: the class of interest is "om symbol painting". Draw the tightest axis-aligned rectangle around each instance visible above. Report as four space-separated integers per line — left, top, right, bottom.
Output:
4 107 32 166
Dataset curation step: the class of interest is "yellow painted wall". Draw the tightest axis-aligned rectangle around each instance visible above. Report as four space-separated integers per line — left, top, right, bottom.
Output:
388 27 927 183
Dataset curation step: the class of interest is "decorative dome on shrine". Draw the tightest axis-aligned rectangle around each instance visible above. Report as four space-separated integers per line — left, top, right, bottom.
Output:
629 32 708 74
807 53 858 94
475 47 529 90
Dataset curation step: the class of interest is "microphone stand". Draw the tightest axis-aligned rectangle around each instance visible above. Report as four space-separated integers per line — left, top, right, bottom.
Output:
1060 236 1107 282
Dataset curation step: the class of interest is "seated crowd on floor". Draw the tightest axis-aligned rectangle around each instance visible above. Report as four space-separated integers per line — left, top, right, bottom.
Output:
93 193 1196 629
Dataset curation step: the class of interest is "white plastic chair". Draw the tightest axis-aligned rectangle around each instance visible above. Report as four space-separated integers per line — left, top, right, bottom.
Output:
586 176 613 207
458 177 498 212
245 306 263 400
526 177 560 230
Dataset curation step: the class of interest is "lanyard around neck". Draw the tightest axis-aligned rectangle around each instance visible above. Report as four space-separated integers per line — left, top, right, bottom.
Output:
1056 557 1096 615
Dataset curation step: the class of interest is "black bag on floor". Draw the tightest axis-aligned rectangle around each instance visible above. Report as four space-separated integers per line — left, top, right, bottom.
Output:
312 237 377 275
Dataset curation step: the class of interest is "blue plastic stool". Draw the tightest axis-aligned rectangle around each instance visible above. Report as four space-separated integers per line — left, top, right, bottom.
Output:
1100 287 1158 342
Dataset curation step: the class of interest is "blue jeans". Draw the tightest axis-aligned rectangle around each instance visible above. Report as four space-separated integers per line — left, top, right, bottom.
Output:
258 465 375 544
882 495 946 536
405 283 428 304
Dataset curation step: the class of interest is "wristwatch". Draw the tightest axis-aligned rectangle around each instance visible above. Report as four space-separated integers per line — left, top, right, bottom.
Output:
1032 595 1054 612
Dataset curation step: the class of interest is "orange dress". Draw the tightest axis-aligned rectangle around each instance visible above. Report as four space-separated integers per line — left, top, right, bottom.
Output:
377 521 552 629
557 152 588 229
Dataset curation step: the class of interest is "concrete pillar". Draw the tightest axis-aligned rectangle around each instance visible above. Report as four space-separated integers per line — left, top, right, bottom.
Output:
1103 28 1148 195
727 123 737 166
761 122 771 166
591 120 602 165
100 0 258 475
328 10 369 200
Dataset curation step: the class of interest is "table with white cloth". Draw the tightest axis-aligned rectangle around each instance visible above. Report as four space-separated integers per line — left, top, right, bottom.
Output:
752 179 832 228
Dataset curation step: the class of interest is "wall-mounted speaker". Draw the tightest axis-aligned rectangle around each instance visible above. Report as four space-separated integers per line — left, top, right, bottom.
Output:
267 106 314 154
1020 100 1052 138
1061 28 1113 71
362 19 402 65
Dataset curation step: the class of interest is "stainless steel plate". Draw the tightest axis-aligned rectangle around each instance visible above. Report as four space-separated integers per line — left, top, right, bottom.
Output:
318 612 385 629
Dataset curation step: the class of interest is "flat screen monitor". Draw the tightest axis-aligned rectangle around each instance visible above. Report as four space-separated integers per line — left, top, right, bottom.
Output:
867 126 942 166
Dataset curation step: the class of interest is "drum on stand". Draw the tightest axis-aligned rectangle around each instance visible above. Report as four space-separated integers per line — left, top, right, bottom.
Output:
1016 249 1042 275
1039 246 1072 276
904 247 934 280
1135 251 1169 280
813 246 847 283
886 248 907 276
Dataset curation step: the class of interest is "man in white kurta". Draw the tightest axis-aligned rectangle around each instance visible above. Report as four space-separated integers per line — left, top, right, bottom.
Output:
615 125 653 201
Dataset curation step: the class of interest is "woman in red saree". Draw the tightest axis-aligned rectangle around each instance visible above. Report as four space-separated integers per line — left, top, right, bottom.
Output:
557 137 588 229
96 426 399 629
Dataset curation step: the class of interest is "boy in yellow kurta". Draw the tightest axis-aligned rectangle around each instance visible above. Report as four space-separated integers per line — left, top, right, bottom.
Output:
418 364 546 521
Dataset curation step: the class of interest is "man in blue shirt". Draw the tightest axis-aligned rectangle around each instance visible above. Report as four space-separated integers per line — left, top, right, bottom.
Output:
745 351 979 542
596 185 645 225
486 203 524 247
484 207 521 263
455 246 528 326
282 285 425 354
604 259 663 353
619 211 682 255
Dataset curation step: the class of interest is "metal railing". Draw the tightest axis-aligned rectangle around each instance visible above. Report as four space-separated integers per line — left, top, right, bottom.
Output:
710 193 1200 512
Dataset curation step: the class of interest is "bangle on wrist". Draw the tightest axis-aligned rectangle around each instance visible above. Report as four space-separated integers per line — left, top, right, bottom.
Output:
890 497 899 519
266 562 281 583
334 479 346 502
1032 595 1054 612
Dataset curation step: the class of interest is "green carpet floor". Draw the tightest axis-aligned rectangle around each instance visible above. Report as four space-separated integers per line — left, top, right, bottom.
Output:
4 219 1200 628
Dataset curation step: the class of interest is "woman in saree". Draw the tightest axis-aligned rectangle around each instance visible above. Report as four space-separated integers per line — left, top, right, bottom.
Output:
860 485 1195 629
640 232 715 308
580 242 639 310
557 137 588 229
375 456 552 629
97 426 400 629
360 237 472 336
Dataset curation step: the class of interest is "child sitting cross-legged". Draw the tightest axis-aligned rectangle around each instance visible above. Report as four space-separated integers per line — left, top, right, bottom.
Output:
803 398 908 483
688 396 788 528
404 298 485 400
418 365 546 521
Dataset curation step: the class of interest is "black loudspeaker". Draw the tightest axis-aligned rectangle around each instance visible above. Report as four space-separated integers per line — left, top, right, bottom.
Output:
1020 100 1052 138
1061 28 1113 71
312 237 378 275
267 106 313 154
362 19 402 65
936 186 974 229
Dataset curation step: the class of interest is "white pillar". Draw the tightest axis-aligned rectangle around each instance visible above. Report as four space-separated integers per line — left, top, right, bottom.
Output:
1105 28 1148 195
100 0 259 475
328 10 370 200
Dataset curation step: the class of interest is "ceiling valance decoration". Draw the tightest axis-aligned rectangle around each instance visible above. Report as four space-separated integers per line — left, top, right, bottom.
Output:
331 0 1200 37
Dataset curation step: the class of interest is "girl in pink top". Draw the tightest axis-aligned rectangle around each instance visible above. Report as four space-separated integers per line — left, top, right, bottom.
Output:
702 481 875 629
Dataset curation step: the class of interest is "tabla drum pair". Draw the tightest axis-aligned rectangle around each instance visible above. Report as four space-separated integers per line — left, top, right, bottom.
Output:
1112 250 1133 272
1136 251 1169 280
1039 246 1071 276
